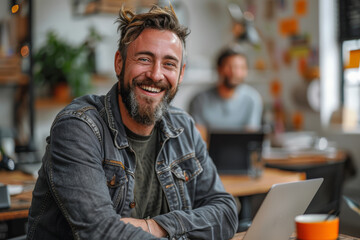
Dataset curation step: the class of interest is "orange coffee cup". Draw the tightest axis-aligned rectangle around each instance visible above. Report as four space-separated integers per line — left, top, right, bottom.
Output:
295 214 339 240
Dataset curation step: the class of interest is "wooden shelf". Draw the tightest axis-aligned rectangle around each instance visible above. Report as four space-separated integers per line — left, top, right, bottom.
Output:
35 74 114 109
0 74 29 86
79 0 157 15
0 56 28 86
35 97 73 109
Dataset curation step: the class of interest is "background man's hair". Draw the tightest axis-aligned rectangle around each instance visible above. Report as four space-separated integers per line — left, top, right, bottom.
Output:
116 5 190 63
216 46 248 68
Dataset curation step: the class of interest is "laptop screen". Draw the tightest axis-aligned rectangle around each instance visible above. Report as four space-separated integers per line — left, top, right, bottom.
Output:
208 131 264 175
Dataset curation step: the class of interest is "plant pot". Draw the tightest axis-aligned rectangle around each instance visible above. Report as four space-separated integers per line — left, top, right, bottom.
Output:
53 82 71 102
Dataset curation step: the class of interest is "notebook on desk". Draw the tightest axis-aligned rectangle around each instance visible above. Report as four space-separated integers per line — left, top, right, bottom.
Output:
242 178 323 240
208 131 264 175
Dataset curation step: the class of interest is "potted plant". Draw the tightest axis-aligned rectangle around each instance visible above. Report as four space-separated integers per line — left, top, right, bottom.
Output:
34 27 102 100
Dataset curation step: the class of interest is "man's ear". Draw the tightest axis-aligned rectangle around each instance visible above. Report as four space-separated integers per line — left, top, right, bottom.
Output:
178 64 186 84
114 51 123 75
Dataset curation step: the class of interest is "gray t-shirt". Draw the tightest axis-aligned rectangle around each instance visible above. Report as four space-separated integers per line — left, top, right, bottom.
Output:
126 126 169 219
189 84 263 131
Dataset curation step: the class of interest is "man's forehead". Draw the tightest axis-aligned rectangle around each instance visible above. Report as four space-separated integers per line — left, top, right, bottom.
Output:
223 55 247 64
129 29 183 56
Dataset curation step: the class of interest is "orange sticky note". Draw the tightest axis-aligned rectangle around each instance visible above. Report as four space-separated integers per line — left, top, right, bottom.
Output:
295 0 307 16
279 18 298 36
292 111 304 131
298 57 307 76
270 78 282 97
346 49 360 68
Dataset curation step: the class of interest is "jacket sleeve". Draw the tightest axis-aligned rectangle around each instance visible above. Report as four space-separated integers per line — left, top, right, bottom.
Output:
153 119 239 240
45 115 164 240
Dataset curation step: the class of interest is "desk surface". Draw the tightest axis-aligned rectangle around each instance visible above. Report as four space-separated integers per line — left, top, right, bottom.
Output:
220 168 305 197
263 148 346 166
0 170 35 221
231 232 359 240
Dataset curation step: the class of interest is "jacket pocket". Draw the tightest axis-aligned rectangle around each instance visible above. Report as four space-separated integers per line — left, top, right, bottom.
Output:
103 159 128 212
170 154 203 210
170 154 203 183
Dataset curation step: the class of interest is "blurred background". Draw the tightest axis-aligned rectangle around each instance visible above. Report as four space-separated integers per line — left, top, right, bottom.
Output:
0 0 360 238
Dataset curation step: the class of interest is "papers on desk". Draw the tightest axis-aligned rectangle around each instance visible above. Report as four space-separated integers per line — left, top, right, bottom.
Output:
271 131 317 151
266 131 338 162
7 184 24 195
0 183 23 195
263 147 338 161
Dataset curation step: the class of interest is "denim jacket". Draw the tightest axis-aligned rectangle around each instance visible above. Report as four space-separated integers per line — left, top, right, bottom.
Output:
27 83 238 240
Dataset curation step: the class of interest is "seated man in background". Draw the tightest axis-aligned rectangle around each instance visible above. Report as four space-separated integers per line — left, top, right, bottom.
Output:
27 5 238 240
189 47 263 142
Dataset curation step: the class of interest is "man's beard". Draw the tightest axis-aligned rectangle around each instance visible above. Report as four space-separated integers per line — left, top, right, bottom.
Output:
117 69 178 126
223 77 240 89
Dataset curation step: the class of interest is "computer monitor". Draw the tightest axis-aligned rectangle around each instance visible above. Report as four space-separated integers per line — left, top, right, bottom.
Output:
208 131 264 175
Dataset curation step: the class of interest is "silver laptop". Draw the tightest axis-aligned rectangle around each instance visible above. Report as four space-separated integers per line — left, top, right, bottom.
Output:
243 178 324 240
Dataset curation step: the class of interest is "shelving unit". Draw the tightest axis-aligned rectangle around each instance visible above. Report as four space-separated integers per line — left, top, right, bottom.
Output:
72 0 158 15
0 0 35 152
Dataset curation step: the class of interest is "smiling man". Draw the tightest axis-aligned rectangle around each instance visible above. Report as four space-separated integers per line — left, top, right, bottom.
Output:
27 5 238 240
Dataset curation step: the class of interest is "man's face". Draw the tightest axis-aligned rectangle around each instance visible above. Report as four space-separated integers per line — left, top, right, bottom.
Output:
115 28 185 125
218 55 248 89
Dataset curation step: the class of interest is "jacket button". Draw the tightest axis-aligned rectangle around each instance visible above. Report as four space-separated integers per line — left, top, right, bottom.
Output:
109 175 116 186
129 201 136 208
184 171 189 182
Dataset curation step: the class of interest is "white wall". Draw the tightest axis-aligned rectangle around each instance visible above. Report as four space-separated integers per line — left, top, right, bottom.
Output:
33 0 118 75
319 0 341 127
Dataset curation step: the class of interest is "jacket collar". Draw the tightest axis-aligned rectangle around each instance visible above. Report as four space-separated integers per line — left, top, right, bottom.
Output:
104 83 183 149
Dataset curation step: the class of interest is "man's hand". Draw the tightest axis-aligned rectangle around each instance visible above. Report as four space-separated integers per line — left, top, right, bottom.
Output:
121 218 168 238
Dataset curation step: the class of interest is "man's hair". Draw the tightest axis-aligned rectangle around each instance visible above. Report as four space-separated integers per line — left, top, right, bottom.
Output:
116 5 190 63
216 47 248 68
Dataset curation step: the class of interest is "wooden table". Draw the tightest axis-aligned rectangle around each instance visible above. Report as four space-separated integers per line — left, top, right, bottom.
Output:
263 148 347 166
0 170 36 221
220 167 306 230
231 232 359 240
220 168 306 197
0 168 304 221
264 148 350 215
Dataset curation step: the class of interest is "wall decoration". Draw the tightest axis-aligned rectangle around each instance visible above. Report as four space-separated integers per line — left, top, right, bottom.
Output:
270 78 282 98
277 0 287 10
295 0 307 16
264 0 275 20
231 0 320 131
292 111 304 130
282 49 292 65
297 57 307 77
254 58 266 71
346 49 360 68
289 34 310 58
279 17 299 36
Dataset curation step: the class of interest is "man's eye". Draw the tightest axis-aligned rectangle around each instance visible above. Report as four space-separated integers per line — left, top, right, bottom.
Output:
165 62 176 68
139 58 150 62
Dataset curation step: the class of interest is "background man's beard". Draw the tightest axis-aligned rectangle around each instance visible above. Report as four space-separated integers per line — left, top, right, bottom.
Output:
117 71 178 126
223 77 240 89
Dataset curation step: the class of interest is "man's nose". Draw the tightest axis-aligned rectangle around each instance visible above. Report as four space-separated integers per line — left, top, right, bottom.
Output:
146 62 164 82
230 66 238 75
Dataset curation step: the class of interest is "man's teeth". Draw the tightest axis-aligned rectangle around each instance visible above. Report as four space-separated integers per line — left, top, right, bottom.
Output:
140 85 161 93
